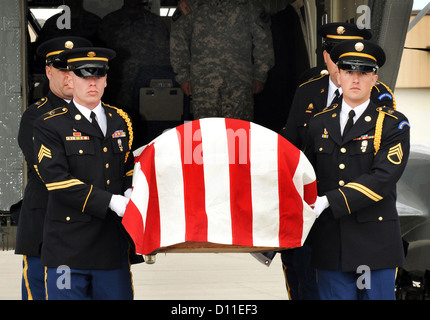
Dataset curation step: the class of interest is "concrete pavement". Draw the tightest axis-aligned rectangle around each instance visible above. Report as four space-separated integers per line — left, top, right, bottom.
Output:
0 250 288 300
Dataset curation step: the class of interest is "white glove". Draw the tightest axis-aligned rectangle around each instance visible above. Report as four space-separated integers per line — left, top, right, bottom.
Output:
314 195 329 218
124 188 132 199
109 194 129 217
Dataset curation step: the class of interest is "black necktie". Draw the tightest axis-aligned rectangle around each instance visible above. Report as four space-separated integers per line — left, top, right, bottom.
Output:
330 89 340 106
90 111 104 136
343 110 355 137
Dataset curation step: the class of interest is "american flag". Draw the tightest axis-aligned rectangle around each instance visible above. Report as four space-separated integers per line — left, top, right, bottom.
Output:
122 118 317 255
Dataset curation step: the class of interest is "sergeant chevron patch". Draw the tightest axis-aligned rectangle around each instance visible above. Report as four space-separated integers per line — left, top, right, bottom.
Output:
387 143 403 165
38 144 52 163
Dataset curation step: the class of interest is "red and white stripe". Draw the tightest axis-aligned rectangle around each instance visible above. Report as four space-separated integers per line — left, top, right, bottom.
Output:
122 118 317 255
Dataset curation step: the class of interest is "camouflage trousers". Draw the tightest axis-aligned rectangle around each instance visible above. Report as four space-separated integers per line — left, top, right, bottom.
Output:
191 78 254 121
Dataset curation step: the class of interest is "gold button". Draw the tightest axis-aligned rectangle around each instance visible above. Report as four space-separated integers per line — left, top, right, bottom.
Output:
339 163 345 170
105 163 109 169
106 180 110 185
341 148 347 153
319 147 323 152
75 114 81 121
378 216 383 221
339 180 345 186
304 123 308 127
103 147 108 152
79 149 83 154
66 216 71 221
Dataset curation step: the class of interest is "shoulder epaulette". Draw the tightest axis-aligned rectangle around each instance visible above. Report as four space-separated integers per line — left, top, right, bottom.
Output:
313 103 339 118
376 106 398 119
35 97 49 109
299 70 328 88
42 107 68 120
103 103 134 160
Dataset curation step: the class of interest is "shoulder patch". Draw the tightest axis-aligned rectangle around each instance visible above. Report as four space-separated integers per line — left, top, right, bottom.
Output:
42 107 68 120
378 92 392 101
375 81 396 110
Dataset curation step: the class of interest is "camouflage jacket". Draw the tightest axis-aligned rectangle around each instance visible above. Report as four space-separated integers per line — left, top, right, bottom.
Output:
170 0 274 84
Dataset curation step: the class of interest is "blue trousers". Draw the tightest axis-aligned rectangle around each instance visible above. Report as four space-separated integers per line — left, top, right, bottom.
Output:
45 251 133 300
281 244 320 300
317 267 396 300
22 255 46 300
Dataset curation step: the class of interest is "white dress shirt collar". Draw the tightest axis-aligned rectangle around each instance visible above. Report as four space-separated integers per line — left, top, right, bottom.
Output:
73 100 107 136
340 99 369 135
327 78 342 107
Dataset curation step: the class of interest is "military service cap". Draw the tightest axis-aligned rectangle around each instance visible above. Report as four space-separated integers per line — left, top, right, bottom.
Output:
36 36 93 70
59 47 116 78
318 22 372 53
330 39 386 73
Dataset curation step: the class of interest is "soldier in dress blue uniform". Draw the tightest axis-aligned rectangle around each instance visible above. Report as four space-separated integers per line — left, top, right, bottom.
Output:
15 36 92 300
32 47 142 300
281 22 395 150
305 40 410 299
278 23 396 300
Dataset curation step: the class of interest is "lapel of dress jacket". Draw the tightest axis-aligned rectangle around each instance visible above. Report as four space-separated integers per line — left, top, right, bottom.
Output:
103 103 122 140
67 101 104 139
313 76 329 113
47 90 69 109
322 102 343 146
342 101 377 143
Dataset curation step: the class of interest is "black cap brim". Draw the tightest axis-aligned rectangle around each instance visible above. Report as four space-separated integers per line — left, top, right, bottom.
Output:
338 60 378 73
72 65 109 78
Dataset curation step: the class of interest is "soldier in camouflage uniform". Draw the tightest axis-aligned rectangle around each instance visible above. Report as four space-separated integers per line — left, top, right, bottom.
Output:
99 0 171 111
170 0 274 121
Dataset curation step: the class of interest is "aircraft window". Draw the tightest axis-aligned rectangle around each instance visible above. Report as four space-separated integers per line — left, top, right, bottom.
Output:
160 7 176 17
28 8 63 42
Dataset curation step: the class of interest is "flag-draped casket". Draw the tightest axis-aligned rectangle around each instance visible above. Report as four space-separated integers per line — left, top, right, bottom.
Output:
122 118 317 255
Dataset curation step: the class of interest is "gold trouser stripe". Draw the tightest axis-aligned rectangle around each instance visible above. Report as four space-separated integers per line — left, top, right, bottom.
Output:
338 188 351 214
82 185 93 213
44 266 48 300
23 255 34 300
46 179 84 191
282 262 292 300
345 182 383 202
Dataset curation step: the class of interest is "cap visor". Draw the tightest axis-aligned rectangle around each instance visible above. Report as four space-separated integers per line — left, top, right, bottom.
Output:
338 61 377 73
72 67 108 78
